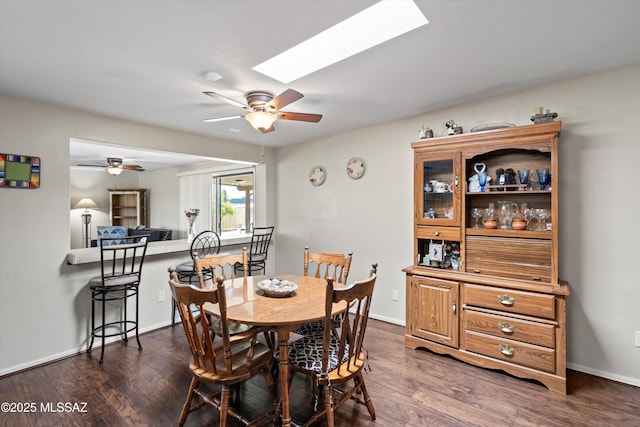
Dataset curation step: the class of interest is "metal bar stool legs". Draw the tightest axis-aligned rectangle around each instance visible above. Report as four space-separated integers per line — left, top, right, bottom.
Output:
122 285 143 348
133 286 142 350
87 289 97 357
87 285 142 364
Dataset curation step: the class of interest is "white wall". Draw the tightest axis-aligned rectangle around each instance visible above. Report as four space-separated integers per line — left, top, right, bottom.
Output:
0 94 276 374
274 64 640 386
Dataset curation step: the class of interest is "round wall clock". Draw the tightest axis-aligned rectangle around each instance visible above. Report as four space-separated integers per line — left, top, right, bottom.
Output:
309 166 326 186
346 157 366 179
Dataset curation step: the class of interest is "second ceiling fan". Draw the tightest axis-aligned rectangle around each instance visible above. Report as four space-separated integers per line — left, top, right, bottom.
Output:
78 157 145 175
203 88 322 133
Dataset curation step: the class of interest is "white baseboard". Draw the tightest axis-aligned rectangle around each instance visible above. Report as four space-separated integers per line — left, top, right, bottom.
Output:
0 322 170 377
567 362 640 388
369 313 405 326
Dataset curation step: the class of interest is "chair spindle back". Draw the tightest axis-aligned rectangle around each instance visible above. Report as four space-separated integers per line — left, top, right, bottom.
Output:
304 246 353 284
194 247 249 287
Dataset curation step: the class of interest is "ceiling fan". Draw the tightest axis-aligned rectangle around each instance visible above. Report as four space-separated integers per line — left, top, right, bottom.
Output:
202 88 322 133
79 157 145 175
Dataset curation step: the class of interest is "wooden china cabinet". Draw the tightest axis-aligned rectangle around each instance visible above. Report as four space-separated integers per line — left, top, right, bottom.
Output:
403 122 569 393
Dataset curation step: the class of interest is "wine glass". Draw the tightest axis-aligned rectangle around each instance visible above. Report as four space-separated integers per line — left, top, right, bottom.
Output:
472 207 483 228
536 168 550 190
478 171 488 192
521 204 533 230
518 169 530 190
521 208 530 230
535 208 549 231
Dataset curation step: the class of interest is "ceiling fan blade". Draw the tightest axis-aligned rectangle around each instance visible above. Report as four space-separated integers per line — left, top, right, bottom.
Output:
203 114 244 123
278 111 323 123
269 89 303 110
203 91 247 109
260 124 275 134
122 165 145 171
77 163 107 168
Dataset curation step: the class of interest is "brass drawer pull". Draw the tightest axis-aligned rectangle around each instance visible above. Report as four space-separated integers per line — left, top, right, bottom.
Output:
498 344 515 357
473 269 481 274
452 300 457 314
498 322 515 334
497 294 515 306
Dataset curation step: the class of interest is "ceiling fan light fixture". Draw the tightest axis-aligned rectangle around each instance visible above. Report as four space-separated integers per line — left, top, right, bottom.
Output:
245 111 277 131
107 166 123 175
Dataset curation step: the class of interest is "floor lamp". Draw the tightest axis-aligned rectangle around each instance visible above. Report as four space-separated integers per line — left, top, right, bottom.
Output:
74 198 99 248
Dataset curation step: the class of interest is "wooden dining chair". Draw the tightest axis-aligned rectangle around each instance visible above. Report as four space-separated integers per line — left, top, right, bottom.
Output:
293 246 353 336
169 277 278 427
194 247 248 286
286 263 378 427
192 248 259 338
303 246 353 283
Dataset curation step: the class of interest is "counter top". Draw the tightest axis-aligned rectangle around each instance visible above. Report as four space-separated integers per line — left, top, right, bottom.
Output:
66 235 252 265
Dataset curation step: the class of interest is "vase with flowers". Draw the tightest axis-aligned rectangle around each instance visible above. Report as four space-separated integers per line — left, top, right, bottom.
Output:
184 208 200 243
448 242 461 270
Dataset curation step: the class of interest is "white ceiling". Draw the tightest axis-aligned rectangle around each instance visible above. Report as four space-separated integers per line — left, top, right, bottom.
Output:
2 1 640 168
69 138 223 172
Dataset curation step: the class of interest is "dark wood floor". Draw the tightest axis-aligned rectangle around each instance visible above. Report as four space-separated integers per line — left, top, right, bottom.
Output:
1 319 638 426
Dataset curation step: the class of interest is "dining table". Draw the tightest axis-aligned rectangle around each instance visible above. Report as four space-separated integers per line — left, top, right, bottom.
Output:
203 274 346 427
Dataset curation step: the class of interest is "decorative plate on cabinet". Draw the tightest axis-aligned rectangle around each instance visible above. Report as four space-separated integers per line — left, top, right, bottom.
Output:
346 157 366 179
470 123 515 132
309 166 326 186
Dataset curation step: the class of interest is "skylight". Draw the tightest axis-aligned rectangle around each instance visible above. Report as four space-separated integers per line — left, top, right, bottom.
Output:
252 0 428 84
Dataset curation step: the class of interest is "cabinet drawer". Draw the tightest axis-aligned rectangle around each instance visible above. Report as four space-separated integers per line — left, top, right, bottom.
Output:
464 330 555 373
464 283 556 319
416 225 460 241
464 309 555 348
465 236 551 282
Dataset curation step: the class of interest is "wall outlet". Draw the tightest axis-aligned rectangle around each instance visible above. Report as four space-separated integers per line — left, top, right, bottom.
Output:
158 290 166 302
392 290 399 302
636 331 640 348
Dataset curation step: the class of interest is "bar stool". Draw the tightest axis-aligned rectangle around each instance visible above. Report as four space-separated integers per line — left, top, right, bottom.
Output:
172 230 220 324
87 235 149 364
234 226 274 276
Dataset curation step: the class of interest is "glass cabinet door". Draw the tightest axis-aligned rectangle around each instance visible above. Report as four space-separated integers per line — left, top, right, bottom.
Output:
416 151 460 225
